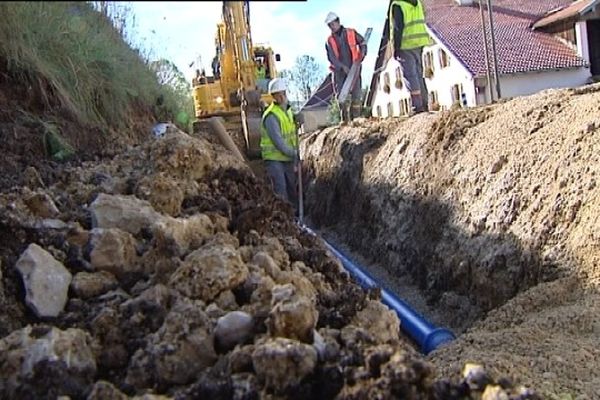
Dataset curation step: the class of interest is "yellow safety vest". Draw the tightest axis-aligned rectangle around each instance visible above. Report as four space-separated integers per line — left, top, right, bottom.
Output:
260 103 297 161
390 0 431 50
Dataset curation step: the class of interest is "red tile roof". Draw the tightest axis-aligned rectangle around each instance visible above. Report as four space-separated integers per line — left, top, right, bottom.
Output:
424 0 588 76
533 0 598 30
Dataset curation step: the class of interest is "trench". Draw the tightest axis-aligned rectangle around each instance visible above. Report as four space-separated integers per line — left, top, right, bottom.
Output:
298 118 558 347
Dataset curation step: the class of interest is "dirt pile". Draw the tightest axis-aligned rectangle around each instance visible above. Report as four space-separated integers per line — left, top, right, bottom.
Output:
301 84 600 398
0 127 536 399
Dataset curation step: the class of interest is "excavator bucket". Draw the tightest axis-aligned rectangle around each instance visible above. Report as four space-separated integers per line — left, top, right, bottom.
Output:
244 113 262 160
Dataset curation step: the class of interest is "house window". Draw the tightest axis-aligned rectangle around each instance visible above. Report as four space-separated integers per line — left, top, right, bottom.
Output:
400 98 411 115
451 84 465 105
438 48 450 68
423 51 434 78
376 105 382 117
387 102 394 117
395 67 404 89
429 90 439 110
383 72 391 94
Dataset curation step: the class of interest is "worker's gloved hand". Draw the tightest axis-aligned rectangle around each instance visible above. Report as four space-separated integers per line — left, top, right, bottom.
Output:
294 112 305 127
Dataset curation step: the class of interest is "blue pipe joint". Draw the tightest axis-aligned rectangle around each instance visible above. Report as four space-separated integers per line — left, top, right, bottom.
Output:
422 328 455 355
302 226 456 354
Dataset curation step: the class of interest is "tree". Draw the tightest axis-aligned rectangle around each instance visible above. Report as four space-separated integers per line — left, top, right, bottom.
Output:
285 55 325 103
150 59 190 95
149 59 194 130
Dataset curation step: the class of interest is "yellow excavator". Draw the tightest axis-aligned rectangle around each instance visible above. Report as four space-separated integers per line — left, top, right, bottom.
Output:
192 1 280 161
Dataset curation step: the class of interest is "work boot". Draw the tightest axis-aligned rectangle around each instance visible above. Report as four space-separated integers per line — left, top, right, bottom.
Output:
340 104 351 124
410 94 424 114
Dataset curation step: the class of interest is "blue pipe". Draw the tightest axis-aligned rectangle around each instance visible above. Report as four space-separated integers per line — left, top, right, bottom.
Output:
300 225 455 354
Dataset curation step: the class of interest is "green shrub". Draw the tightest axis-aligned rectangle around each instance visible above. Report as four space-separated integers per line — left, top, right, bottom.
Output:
328 97 341 125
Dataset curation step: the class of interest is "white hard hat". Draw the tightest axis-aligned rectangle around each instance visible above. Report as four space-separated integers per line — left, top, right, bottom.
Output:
268 78 287 94
325 11 339 25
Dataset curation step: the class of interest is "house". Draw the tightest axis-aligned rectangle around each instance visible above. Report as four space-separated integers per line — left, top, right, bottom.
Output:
299 73 335 132
367 0 598 117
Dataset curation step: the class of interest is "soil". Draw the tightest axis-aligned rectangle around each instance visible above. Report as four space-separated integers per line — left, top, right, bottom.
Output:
300 84 600 399
2 60 598 399
1 69 533 399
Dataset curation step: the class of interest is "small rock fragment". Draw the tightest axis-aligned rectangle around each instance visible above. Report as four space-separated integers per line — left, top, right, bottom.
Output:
462 362 491 391
214 311 254 352
70 271 119 299
15 244 72 318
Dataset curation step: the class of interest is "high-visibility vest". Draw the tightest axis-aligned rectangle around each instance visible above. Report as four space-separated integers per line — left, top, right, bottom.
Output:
390 0 431 50
260 103 297 161
256 65 266 79
327 28 363 72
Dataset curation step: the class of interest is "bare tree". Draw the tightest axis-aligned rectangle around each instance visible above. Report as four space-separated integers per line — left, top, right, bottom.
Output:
150 59 190 94
285 55 325 102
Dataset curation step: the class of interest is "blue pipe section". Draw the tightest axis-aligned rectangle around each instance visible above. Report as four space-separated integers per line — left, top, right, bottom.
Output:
300 225 455 354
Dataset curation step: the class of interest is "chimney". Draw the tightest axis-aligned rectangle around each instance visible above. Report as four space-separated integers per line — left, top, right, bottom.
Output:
455 0 474 5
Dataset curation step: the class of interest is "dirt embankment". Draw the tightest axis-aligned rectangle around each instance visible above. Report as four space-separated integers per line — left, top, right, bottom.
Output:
301 84 600 399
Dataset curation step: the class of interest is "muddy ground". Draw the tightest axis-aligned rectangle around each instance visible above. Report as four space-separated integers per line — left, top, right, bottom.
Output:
0 117 533 399
301 84 600 399
1 62 597 398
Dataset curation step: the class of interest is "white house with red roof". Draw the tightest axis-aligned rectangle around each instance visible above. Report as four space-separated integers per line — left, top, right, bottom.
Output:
367 0 598 117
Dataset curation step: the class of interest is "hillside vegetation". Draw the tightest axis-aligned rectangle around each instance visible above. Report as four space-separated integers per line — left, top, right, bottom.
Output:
0 1 189 135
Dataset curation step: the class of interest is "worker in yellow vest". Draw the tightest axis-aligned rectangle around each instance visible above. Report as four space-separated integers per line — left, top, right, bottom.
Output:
260 78 299 210
255 59 268 93
256 60 266 80
324 11 367 122
390 0 432 114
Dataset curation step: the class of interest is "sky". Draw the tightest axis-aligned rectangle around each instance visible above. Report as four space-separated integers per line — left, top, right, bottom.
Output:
120 0 390 98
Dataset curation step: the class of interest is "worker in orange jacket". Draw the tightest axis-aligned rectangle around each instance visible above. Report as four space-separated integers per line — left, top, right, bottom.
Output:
324 12 367 122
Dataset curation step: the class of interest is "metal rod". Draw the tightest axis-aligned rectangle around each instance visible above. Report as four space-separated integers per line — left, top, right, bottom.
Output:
479 0 494 102
486 0 502 99
296 124 304 224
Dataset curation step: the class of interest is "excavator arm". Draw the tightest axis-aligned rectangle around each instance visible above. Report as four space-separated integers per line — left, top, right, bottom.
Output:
193 1 280 161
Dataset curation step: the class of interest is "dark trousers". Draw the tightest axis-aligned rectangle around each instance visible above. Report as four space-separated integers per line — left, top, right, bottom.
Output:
333 66 363 121
398 48 429 112
265 160 298 210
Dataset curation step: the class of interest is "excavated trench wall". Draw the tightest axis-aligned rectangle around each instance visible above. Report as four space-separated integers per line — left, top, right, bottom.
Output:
301 87 600 332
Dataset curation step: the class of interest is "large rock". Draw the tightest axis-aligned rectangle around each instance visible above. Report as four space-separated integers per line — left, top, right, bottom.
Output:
135 172 184 216
15 244 72 318
126 298 217 388
150 132 213 180
267 284 318 343
351 300 400 344
89 228 140 279
90 193 161 234
0 325 97 399
152 213 216 254
169 243 248 302
252 337 318 393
